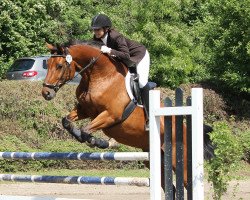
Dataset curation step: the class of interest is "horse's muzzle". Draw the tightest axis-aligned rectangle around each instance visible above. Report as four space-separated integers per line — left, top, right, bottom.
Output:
42 87 56 101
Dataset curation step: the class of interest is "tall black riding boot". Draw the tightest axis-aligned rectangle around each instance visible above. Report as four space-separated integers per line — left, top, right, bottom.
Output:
140 82 157 131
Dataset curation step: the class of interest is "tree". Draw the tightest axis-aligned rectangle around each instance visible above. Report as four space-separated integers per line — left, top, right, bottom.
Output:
1 0 249 95
196 0 250 94
0 0 68 78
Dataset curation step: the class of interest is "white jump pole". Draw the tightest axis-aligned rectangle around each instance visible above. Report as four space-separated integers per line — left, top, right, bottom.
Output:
149 90 162 200
191 88 204 200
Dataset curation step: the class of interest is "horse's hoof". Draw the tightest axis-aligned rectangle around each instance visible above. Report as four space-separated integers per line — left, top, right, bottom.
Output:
108 138 120 149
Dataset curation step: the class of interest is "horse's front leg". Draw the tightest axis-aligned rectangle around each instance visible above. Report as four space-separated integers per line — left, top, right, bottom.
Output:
81 110 119 149
62 105 117 149
61 104 92 143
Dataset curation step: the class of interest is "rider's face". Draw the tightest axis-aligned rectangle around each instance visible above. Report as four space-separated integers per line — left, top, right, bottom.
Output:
93 28 105 39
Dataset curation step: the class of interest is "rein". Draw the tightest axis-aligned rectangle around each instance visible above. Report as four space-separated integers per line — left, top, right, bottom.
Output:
70 51 103 82
43 52 103 92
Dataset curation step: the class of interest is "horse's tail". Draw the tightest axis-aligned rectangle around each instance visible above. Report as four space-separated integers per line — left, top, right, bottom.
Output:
203 124 215 160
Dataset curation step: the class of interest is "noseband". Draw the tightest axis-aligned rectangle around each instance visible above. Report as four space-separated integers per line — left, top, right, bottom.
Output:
43 52 102 92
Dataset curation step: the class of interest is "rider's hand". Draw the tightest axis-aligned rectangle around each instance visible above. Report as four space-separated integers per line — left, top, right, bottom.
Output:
101 46 111 54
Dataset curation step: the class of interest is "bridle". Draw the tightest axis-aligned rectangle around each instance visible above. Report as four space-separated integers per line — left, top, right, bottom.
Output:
43 51 103 92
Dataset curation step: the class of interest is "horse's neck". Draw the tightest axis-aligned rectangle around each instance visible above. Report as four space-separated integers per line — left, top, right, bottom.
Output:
70 45 98 68
71 45 127 78
71 45 128 104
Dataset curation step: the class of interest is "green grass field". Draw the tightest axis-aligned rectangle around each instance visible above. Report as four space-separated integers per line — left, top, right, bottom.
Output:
6 168 150 178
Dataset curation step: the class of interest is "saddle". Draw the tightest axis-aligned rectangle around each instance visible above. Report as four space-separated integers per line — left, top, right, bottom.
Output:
130 70 142 105
120 67 156 122
118 60 157 128
128 67 156 103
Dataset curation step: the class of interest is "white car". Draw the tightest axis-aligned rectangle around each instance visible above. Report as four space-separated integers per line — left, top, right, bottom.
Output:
6 56 81 84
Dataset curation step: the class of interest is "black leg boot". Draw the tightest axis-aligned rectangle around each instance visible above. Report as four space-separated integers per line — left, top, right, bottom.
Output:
140 85 150 131
140 82 157 131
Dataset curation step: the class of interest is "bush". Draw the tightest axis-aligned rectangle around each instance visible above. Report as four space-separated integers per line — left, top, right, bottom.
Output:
206 121 245 199
239 130 250 162
196 0 250 94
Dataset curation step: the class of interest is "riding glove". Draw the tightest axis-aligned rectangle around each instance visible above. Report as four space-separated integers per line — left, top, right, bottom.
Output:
101 46 112 54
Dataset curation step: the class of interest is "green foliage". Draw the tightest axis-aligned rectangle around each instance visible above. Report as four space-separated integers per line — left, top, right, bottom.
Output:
128 0 209 88
0 0 249 93
238 130 250 162
196 0 250 94
0 0 208 88
206 121 245 199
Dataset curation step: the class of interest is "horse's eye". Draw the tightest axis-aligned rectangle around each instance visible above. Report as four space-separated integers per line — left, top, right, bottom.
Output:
56 64 63 70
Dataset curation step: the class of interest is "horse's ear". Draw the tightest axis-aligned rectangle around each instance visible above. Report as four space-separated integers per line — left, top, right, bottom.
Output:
46 43 55 50
46 43 57 54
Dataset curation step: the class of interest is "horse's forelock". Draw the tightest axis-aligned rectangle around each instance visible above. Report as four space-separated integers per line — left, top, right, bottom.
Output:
48 44 67 55
56 44 65 55
50 48 58 55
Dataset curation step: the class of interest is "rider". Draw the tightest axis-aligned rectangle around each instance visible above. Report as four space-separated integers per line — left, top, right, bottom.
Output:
91 13 152 129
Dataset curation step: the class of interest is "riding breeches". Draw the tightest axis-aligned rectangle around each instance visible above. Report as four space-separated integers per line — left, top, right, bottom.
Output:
136 50 150 88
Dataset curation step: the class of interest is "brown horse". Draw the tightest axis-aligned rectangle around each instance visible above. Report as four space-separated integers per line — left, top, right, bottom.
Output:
42 42 214 193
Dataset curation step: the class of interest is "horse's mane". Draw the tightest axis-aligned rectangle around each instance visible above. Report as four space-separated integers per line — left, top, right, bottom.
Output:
49 39 127 82
62 39 103 49
49 39 103 55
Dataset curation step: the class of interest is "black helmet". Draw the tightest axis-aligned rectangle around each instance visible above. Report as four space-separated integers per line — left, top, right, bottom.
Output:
91 14 112 29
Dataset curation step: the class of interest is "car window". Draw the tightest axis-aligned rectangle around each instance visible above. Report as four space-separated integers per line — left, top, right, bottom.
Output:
9 59 35 71
43 60 48 69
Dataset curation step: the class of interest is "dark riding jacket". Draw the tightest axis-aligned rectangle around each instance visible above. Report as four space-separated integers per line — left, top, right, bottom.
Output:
93 29 146 67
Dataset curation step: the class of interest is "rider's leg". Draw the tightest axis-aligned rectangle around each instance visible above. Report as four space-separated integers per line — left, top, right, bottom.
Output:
137 50 150 88
136 50 150 129
140 83 151 120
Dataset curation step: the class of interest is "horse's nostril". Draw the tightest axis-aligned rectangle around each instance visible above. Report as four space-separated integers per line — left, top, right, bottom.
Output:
42 86 56 101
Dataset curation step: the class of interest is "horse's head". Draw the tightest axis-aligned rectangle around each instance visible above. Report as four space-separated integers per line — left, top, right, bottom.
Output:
42 43 79 101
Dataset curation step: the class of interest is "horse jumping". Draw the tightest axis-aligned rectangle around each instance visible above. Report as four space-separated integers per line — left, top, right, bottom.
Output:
41 42 214 193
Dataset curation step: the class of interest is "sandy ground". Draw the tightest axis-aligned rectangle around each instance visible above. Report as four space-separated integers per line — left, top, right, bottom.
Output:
0 180 249 200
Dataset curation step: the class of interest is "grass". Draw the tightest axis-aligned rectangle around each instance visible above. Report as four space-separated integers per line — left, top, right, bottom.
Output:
1 168 150 178
3 161 249 179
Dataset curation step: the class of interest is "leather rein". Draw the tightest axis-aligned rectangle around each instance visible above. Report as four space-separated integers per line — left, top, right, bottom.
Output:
43 52 103 92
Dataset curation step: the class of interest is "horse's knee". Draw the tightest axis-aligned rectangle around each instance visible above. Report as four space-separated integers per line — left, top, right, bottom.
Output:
80 128 110 149
62 117 73 130
62 117 86 143
80 128 92 141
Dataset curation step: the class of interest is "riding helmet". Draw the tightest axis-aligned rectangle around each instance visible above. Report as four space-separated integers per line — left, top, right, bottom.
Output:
91 14 112 29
